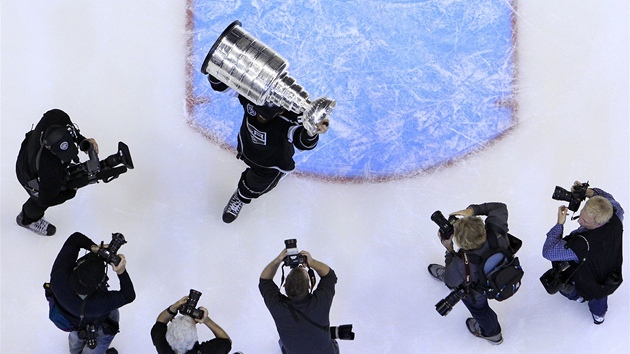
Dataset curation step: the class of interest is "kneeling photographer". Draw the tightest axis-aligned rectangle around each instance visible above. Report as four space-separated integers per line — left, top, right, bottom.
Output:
542 181 624 325
16 108 133 237
47 232 136 354
151 291 232 354
427 202 513 345
259 240 353 354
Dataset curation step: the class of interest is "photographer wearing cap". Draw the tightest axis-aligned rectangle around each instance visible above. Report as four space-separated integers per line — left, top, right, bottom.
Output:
16 109 98 236
49 232 135 354
204 75 329 224
150 296 232 354
259 248 339 354
428 202 510 345
542 182 624 324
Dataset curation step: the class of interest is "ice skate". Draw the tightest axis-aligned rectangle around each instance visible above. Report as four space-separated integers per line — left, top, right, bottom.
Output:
222 191 244 223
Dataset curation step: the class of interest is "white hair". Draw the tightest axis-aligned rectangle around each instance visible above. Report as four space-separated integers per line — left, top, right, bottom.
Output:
166 315 198 354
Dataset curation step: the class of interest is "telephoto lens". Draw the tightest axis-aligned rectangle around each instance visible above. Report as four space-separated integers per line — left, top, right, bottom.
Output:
179 289 204 320
435 288 466 316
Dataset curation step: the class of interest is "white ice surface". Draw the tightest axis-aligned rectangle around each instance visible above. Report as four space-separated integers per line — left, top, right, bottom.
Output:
1 1 628 353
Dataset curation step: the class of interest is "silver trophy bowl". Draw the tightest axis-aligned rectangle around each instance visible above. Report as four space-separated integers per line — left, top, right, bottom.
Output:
201 21 334 135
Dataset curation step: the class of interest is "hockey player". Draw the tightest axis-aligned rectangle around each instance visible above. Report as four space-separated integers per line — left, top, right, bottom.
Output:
204 75 329 223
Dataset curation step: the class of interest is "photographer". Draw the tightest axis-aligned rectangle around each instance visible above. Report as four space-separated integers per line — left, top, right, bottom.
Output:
428 202 509 345
542 182 624 324
150 296 232 354
49 232 135 354
204 75 329 223
259 249 339 354
16 109 98 236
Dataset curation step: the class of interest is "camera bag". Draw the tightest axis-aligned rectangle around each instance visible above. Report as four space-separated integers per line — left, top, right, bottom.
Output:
44 282 76 332
462 227 524 302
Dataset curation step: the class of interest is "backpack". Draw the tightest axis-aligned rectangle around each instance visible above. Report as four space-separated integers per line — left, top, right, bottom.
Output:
44 282 76 332
462 227 524 301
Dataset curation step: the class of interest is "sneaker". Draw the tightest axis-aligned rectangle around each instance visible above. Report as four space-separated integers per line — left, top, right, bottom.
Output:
592 313 605 325
222 191 244 223
576 296 586 303
105 348 118 354
466 318 503 345
428 264 445 282
16 212 56 236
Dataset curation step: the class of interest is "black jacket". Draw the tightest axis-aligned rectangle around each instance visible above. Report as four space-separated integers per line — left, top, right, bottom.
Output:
565 213 624 300
16 109 84 205
50 232 136 327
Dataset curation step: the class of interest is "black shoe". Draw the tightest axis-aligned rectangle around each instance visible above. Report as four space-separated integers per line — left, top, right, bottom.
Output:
105 348 118 354
16 212 56 236
222 191 244 223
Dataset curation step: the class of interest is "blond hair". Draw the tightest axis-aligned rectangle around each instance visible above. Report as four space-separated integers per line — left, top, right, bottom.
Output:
583 196 614 225
453 216 487 251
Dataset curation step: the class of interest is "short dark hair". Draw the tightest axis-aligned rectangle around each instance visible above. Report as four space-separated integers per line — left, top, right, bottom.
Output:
285 267 309 301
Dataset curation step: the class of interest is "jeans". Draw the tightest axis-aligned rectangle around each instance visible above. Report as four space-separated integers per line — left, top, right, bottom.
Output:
560 283 608 317
462 292 501 337
68 310 119 354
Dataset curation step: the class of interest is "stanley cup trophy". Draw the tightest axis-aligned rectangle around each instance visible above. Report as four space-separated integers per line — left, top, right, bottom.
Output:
201 20 335 135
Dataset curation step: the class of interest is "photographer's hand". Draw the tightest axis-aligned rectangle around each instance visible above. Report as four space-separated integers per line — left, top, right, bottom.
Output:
572 180 594 198
261 249 287 280
112 254 127 275
157 296 188 323
557 206 568 225
438 231 455 253
196 307 209 324
450 208 473 217
85 138 99 154
300 250 330 277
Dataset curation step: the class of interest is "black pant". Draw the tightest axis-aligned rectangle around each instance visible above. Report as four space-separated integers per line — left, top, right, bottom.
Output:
20 187 76 224
237 166 285 202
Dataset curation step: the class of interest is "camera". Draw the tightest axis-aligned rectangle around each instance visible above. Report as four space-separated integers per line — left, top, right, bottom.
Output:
97 233 127 266
78 324 98 349
179 289 204 320
66 141 134 189
283 239 307 268
430 210 459 240
435 287 466 316
552 181 589 212
540 261 571 294
330 324 355 340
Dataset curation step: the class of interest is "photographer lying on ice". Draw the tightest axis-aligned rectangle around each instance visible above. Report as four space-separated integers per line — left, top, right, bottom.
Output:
542 182 624 325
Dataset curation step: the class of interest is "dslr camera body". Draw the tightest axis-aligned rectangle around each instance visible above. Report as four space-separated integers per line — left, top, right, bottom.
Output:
430 210 459 240
97 233 127 266
179 289 204 320
552 181 589 212
283 239 307 268
66 140 134 189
